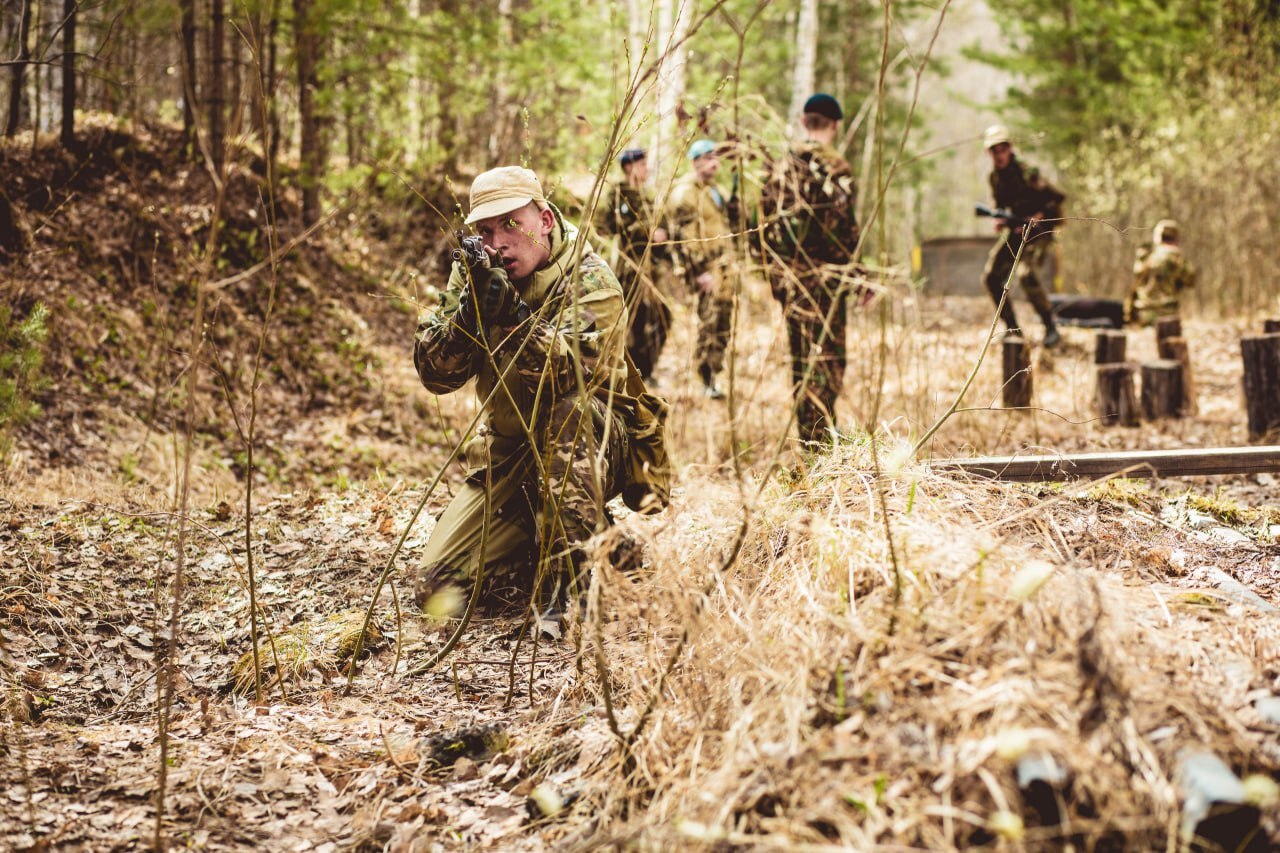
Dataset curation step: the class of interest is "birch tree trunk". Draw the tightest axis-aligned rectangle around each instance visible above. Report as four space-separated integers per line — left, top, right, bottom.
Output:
654 0 690 186
788 0 818 126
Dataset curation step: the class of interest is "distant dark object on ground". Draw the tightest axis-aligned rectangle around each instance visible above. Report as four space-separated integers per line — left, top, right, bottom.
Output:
1050 294 1124 329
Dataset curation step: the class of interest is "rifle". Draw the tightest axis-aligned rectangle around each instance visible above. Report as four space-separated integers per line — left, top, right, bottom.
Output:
450 232 529 328
974 202 1030 230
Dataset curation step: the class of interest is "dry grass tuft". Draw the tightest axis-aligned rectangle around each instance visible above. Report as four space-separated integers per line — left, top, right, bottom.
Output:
231 608 383 696
552 441 1280 849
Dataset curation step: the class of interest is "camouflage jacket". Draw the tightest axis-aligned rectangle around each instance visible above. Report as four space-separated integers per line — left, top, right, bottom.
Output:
414 207 630 468
1127 242 1197 323
668 174 733 279
759 140 860 269
989 155 1065 237
597 182 668 263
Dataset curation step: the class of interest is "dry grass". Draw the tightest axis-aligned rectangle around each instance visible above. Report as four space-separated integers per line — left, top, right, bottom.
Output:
551 436 1280 849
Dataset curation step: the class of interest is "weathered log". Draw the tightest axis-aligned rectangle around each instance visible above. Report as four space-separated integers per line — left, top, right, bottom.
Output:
1002 336 1032 409
1156 335 1197 415
1095 363 1138 427
1141 359 1183 420
1241 333 1280 438
1155 315 1182 342
1093 330 1127 365
931 445 1280 482
1264 318 1280 334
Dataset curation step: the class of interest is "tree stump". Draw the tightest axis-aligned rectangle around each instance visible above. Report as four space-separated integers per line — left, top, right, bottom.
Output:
1157 336 1198 415
1141 359 1183 420
1264 319 1280 334
1094 330 1127 365
1241 333 1280 438
1002 336 1032 408
1095 363 1138 426
1155 315 1182 343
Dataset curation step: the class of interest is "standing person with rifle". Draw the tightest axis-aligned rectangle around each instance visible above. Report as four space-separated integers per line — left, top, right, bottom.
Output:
980 124 1064 348
759 94 862 446
595 148 674 382
412 166 670 620
669 139 736 400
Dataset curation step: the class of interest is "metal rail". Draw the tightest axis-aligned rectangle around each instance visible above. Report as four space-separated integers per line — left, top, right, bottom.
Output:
931 446 1280 483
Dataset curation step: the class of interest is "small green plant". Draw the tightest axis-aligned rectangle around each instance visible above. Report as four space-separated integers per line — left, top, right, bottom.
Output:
0 301 51 458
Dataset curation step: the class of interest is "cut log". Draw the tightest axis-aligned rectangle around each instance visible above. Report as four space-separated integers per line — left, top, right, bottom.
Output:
1095 363 1139 427
1141 359 1183 420
1264 318 1280 334
1241 333 1280 438
1156 336 1197 415
1094 330 1127 365
1154 315 1182 343
1002 336 1032 409
930 445 1280 482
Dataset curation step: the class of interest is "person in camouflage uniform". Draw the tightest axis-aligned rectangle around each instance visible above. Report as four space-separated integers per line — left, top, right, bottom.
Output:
412 167 669 613
669 139 735 399
981 125 1064 348
1125 219 1197 326
595 148 674 381
759 94 861 445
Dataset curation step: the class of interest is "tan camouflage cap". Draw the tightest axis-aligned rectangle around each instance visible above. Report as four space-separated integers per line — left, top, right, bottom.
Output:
983 124 1012 149
1154 219 1179 243
465 166 546 225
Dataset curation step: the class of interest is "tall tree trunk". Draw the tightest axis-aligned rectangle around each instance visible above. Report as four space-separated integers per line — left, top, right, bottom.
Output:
434 0 459 171
6 0 32 137
788 0 818 126
210 0 224 168
179 0 198 156
266 0 280 168
294 0 323 225
60 0 76 149
654 0 689 183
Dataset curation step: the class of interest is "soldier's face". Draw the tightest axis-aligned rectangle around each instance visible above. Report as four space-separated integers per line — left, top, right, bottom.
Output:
694 153 719 183
475 203 554 280
987 142 1012 169
624 159 649 183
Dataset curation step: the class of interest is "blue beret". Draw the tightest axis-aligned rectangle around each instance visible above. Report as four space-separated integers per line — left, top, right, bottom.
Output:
803 93 843 122
688 139 717 160
619 148 646 167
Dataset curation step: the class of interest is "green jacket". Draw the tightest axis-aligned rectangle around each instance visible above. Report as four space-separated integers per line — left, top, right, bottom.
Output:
414 206 670 511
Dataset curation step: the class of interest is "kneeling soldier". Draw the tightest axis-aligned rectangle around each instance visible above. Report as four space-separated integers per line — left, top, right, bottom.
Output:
413 167 670 613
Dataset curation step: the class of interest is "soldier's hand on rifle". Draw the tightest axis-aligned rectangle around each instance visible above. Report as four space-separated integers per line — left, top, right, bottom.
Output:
696 271 715 294
474 267 530 328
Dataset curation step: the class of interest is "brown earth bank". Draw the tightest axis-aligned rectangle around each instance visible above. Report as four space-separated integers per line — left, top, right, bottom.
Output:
2 124 1279 850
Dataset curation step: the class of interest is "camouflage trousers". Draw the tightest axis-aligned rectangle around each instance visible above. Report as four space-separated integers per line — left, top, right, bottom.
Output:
414 397 628 609
695 288 734 377
780 274 849 445
620 262 673 381
982 231 1056 333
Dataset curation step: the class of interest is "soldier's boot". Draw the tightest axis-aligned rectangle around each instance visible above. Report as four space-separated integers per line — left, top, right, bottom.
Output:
414 559 468 613
699 363 724 400
1042 324 1061 349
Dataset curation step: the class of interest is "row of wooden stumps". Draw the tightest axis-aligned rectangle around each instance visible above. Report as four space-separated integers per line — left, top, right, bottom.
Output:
1092 316 1196 426
1001 317 1280 436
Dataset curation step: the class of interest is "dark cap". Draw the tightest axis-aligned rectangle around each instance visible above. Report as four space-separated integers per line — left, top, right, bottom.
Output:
618 148 647 168
803 93 843 122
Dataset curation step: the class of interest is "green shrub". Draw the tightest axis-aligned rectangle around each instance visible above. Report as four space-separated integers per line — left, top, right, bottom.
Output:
0 301 51 458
